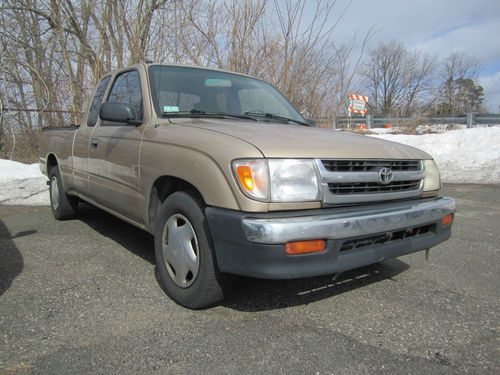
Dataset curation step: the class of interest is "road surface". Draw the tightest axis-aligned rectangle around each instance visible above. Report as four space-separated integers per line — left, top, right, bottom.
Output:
1 184 499 374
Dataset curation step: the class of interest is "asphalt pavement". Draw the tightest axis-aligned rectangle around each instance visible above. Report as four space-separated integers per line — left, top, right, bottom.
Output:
0 184 499 374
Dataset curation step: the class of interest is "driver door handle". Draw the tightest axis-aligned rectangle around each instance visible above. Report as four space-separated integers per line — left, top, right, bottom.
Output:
90 138 99 148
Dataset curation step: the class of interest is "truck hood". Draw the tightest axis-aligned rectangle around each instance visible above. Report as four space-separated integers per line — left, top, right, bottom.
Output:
168 118 431 160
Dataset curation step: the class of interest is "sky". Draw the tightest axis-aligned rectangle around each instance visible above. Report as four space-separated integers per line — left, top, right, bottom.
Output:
322 0 500 112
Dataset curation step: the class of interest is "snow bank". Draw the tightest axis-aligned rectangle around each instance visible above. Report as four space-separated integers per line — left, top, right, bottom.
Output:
0 159 49 205
370 127 500 184
369 124 469 135
369 128 394 135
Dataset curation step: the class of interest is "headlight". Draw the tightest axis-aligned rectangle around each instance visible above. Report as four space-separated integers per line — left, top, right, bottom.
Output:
423 159 441 191
232 159 320 202
268 159 320 202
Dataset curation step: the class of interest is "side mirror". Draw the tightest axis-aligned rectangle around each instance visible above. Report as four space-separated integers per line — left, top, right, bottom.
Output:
305 118 316 127
99 102 142 126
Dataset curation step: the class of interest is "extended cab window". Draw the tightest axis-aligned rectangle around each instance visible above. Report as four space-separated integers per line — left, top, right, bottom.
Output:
87 76 110 127
107 70 143 121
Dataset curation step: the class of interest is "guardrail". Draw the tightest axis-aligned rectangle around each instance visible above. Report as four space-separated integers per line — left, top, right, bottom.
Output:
334 113 500 129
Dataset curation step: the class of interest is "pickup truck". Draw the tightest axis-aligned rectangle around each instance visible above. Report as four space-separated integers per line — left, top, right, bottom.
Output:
40 63 456 309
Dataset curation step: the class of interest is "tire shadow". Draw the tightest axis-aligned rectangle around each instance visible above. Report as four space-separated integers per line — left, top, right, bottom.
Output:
76 203 155 264
222 259 410 311
0 221 30 296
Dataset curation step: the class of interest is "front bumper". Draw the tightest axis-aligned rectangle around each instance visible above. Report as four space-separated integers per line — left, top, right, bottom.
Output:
206 197 456 279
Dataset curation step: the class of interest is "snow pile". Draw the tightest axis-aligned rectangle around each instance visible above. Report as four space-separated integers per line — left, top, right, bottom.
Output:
369 124 471 135
415 124 467 134
370 127 500 184
0 159 49 205
369 128 394 135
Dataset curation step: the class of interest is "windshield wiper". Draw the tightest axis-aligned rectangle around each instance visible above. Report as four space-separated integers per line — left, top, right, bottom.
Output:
214 112 258 121
162 110 306 125
243 111 309 126
162 110 257 121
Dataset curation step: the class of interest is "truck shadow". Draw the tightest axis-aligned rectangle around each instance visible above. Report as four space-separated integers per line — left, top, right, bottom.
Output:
77 203 155 264
223 259 410 312
74 203 411 311
0 220 28 297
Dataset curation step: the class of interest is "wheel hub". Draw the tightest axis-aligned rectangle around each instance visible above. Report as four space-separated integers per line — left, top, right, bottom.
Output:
161 214 200 288
50 176 60 211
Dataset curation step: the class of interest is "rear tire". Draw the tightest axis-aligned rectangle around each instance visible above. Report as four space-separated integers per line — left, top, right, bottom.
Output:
49 167 78 220
154 191 227 309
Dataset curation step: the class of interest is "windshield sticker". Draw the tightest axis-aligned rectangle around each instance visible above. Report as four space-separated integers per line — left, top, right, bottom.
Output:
163 105 179 113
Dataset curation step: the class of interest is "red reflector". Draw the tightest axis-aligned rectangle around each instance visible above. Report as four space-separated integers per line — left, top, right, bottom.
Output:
441 213 454 226
285 240 326 255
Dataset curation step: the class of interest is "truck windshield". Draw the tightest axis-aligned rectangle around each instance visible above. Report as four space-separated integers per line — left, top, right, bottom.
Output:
148 65 306 125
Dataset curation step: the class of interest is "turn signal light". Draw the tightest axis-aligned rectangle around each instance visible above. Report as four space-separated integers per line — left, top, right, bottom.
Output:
441 213 454 226
285 239 326 255
236 165 255 191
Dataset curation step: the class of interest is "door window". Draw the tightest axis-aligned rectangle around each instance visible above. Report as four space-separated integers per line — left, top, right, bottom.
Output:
87 76 111 127
107 70 143 120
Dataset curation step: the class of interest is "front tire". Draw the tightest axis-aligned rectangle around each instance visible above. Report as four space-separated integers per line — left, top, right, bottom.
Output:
154 191 226 309
49 167 78 220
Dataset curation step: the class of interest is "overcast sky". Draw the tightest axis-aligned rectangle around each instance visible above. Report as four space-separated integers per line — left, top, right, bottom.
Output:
323 0 500 112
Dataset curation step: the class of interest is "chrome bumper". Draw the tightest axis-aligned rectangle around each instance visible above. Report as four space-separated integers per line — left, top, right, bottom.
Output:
242 197 456 244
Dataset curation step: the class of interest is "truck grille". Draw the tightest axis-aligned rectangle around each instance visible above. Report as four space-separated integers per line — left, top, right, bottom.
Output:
316 159 424 205
322 159 421 172
329 180 421 194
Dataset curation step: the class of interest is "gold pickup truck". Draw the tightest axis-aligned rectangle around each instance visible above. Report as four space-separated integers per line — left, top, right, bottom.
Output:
40 63 456 309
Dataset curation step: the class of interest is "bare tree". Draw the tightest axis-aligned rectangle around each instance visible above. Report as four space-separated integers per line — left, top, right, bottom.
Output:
401 50 436 114
265 0 353 120
362 41 436 116
0 0 367 160
175 0 367 123
437 52 482 115
363 41 405 115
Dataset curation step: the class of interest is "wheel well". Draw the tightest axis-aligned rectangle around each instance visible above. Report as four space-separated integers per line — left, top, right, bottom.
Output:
148 176 204 232
47 154 58 173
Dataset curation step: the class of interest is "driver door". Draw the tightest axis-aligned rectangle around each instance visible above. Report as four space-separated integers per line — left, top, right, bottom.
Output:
87 69 145 221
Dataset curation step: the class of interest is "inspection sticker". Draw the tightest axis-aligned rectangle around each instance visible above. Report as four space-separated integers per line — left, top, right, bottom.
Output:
163 106 179 112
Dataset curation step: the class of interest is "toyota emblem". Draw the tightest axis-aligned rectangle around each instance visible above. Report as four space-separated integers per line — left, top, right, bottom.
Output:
379 167 393 185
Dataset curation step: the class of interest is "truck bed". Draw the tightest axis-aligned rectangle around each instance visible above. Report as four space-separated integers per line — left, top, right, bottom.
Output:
39 125 79 176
